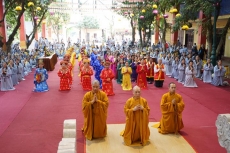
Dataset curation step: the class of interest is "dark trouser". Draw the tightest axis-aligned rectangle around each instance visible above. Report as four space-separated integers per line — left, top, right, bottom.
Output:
147 77 154 84
154 80 164 87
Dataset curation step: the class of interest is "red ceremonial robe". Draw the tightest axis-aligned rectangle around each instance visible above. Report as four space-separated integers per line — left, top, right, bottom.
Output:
57 68 71 91
154 64 165 81
81 67 93 91
100 68 115 96
136 64 148 89
147 62 154 78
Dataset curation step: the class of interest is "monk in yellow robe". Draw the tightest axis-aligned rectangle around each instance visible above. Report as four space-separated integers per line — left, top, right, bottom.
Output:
82 80 109 140
121 61 132 90
158 82 185 134
121 86 150 146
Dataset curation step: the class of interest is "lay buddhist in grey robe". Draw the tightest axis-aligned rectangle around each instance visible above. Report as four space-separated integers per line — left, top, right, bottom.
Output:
16 63 24 82
184 67 198 87
193 60 203 78
212 65 226 86
203 63 213 83
171 60 179 79
178 63 186 84
10 65 18 86
164 57 172 76
0 67 15 91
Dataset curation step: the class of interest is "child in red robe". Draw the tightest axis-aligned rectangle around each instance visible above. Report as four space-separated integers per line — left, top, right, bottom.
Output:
57 61 72 91
100 59 115 96
81 58 93 90
136 59 148 89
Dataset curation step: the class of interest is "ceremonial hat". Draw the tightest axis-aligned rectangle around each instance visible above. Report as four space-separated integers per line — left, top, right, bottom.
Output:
83 58 90 63
60 60 68 65
104 59 111 66
38 59 44 65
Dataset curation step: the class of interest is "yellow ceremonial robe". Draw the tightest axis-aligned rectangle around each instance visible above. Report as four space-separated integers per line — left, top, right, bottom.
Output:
121 97 150 146
82 90 109 140
121 67 132 91
70 52 76 67
158 92 185 134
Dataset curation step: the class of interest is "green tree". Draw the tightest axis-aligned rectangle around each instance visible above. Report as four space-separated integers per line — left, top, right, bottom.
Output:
173 0 230 58
76 16 100 29
114 0 174 48
1 0 51 51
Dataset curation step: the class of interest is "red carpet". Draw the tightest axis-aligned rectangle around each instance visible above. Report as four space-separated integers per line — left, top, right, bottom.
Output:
0 61 229 153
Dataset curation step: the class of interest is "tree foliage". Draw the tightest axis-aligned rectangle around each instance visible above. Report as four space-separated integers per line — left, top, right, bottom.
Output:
173 0 229 58
114 0 174 48
1 0 51 51
76 16 100 29
46 6 70 42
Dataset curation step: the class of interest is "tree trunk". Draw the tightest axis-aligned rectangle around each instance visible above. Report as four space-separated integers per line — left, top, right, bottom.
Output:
216 17 230 57
130 18 135 43
6 3 25 52
206 18 213 58
161 19 167 52
139 27 142 48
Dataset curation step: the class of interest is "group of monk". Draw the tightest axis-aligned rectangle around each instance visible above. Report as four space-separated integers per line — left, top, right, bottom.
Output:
57 46 185 146
82 80 185 146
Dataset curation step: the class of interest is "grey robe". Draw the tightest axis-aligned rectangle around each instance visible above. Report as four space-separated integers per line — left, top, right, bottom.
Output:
16 63 24 81
193 60 203 78
212 65 226 86
164 57 172 76
203 63 213 83
178 63 186 84
10 65 18 86
171 60 179 79
0 67 14 91
184 67 198 87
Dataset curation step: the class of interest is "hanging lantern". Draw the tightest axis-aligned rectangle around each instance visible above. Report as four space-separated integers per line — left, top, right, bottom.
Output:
172 8 178 13
140 16 144 19
170 8 178 13
34 16 39 20
50 12 55 15
163 14 168 18
152 4 157 9
130 13 134 17
28 2 34 7
152 9 158 14
36 7 41 11
182 25 189 30
176 13 181 17
142 9 146 13
15 6 22 11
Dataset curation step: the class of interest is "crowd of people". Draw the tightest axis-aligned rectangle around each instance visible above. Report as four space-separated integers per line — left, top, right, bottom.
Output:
0 36 229 147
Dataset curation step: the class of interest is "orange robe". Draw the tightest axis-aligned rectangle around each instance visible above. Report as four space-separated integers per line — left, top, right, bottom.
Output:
121 97 150 146
158 92 185 134
57 68 71 91
100 68 115 96
136 64 148 89
81 67 93 91
82 90 109 140
154 64 165 80
147 62 154 78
